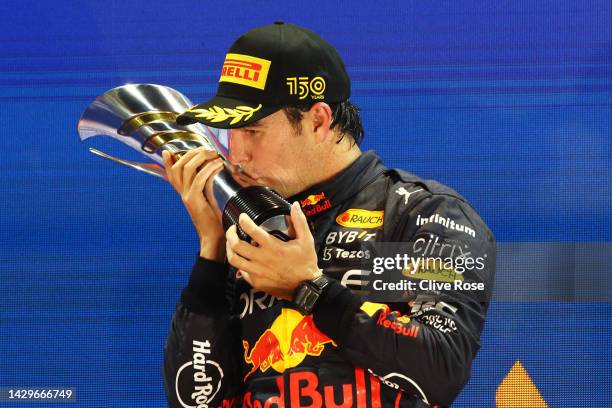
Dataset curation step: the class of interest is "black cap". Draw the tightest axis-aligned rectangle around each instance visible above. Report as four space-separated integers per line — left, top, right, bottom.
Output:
177 23 350 129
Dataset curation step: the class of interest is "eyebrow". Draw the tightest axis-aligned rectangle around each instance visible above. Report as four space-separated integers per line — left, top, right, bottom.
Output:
245 122 264 128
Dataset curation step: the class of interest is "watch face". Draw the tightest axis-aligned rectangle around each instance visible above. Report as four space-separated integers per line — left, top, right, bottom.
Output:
303 290 320 309
294 282 321 315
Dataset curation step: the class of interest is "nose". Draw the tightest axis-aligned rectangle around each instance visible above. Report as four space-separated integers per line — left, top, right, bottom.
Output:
228 129 250 166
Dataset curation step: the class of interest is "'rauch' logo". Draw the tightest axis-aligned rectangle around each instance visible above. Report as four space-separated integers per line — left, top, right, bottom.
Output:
335 209 384 228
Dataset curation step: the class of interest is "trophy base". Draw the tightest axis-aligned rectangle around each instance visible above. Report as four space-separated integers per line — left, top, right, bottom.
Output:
222 186 292 242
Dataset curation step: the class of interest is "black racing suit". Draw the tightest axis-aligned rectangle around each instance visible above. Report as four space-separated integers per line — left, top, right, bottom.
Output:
163 151 496 408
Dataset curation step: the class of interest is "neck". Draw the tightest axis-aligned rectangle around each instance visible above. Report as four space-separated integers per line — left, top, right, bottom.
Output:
311 134 362 187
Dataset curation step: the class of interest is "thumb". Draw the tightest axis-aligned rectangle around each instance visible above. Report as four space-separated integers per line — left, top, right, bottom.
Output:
290 201 311 240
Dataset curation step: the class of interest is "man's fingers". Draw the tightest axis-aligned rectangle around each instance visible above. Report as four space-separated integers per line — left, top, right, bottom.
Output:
171 148 211 188
225 224 239 245
238 213 272 247
162 151 175 185
162 150 174 167
186 159 223 211
225 224 260 261
290 201 312 240
182 150 220 194
171 147 200 170
204 164 225 214
226 243 252 271
238 270 254 286
226 226 256 271
167 149 199 189
188 158 223 194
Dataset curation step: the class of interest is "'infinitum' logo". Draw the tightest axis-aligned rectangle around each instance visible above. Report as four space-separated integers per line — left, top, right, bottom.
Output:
416 214 476 237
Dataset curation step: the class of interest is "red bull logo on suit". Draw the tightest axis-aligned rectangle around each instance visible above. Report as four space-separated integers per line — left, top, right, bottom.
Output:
242 308 336 380
224 368 386 408
300 192 332 216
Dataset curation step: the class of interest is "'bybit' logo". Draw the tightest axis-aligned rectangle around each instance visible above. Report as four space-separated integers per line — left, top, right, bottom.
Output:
336 209 384 228
219 53 271 90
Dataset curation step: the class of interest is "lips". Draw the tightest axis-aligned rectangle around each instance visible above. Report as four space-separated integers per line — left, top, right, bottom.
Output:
233 169 260 187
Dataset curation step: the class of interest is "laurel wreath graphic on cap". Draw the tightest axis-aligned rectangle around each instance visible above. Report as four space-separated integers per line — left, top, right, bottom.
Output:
190 104 262 125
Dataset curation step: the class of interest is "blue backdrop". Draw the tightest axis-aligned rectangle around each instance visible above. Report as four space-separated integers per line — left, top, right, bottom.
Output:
1 1 610 406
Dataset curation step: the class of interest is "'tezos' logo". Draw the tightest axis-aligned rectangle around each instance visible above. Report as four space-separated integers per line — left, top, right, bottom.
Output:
300 192 331 216
219 53 271 90
175 340 224 408
336 209 384 229
242 308 336 380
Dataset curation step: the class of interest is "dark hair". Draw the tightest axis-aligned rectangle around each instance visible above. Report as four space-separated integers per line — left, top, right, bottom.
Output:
282 100 364 146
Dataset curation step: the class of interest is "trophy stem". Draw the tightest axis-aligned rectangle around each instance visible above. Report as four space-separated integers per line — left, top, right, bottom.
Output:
212 168 242 211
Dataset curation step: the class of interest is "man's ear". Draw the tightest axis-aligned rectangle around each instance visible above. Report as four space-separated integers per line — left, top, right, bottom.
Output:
308 102 333 143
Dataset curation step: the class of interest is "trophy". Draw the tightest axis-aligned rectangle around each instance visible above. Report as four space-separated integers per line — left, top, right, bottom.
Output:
77 83 291 241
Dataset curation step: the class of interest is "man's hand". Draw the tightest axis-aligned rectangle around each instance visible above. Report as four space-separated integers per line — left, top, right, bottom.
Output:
225 202 320 300
162 148 226 262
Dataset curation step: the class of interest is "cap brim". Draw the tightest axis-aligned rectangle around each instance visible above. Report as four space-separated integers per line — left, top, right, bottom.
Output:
176 96 281 129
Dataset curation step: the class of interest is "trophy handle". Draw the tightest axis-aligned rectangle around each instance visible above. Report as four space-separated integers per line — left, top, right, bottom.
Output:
88 147 167 179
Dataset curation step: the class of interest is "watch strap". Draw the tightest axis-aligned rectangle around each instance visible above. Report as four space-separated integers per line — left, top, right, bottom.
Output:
292 273 331 315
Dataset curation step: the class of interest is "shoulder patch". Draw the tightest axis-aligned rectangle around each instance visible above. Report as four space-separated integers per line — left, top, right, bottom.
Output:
395 186 428 206
388 168 465 202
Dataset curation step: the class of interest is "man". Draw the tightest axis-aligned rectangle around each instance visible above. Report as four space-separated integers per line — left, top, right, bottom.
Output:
163 22 495 408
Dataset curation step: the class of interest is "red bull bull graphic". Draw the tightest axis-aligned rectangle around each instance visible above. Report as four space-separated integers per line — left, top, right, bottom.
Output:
242 308 336 380
300 193 326 207
242 330 284 379
300 192 332 216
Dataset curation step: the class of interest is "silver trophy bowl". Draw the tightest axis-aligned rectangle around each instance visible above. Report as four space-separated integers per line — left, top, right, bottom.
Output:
77 83 291 241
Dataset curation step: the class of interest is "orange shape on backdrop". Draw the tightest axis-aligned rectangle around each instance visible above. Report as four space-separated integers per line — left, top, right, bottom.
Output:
496 360 548 408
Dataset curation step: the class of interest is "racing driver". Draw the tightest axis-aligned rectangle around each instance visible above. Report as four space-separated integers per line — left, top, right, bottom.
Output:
162 22 496 408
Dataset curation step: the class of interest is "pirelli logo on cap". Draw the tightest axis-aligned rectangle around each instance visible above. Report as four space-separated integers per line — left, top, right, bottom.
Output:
219 53 271 90
336 209 384 229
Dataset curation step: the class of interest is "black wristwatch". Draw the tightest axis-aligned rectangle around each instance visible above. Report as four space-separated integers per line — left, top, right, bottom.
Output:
292 274 331 315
